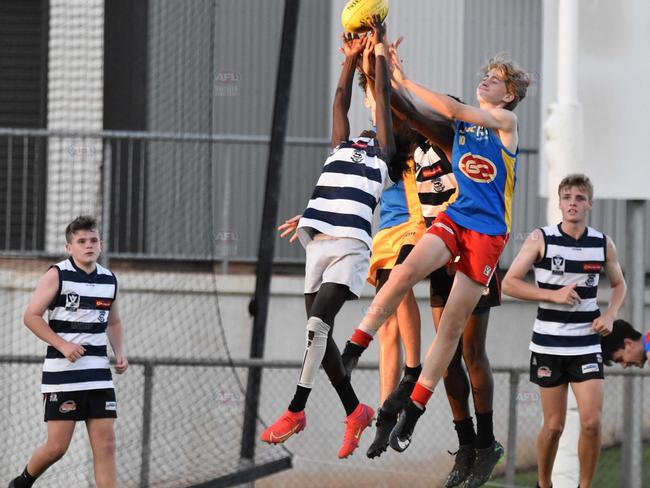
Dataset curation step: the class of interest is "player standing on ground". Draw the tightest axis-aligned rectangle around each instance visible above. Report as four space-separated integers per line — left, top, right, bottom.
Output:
502 174 626 488
260 17 403 458
9 216 127 488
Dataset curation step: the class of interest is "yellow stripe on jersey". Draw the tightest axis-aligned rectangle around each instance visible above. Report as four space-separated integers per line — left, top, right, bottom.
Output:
403 159 424 224
502 149 517 233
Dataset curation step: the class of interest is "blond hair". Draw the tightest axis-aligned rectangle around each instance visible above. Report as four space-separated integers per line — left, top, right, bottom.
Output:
481 54 532 111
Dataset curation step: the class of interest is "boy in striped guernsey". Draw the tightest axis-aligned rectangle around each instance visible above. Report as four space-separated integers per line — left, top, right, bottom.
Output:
9 216 127 488
503 175 626 488
261 17 403 459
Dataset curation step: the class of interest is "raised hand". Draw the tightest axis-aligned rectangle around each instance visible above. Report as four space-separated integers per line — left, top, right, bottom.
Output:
341 32 367 58
368 14 387 42
388 36 406 83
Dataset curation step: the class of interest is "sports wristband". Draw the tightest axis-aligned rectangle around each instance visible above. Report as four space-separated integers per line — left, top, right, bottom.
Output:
644 332 650 353
374 43 386 56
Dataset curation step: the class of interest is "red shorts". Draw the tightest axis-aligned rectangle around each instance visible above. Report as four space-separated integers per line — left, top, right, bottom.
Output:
426 211 508 286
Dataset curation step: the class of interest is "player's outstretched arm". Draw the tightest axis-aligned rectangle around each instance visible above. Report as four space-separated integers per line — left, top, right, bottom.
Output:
331 33 366 149
107 294 128 374
370 16 395 164
592 237 627 336
401 78 517 134
23 267 86 362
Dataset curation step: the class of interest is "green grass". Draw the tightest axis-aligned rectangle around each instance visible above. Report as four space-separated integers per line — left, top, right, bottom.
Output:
492 442 650 487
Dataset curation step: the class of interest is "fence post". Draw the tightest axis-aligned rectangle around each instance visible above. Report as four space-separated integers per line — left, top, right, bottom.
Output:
140 363 154 488
506 370 519 486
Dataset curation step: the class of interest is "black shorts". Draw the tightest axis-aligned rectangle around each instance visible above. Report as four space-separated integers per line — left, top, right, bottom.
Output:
43 388 117 422
374 244 414 292
529 352 604 387
429 266 502 313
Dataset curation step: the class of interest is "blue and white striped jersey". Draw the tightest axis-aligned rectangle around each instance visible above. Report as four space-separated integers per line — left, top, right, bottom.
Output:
530 224 606 356
42 258 117 393
298 137 394 249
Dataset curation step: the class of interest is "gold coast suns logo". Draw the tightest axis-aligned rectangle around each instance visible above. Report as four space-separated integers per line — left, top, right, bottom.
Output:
458 153 497 183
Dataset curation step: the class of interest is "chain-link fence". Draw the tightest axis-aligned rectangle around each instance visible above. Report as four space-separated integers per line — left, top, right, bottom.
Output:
3 356 648 487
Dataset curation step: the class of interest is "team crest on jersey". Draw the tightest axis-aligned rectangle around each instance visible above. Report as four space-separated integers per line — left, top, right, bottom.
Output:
458 153 497 183
98 311 107 323
432 177 445 193
585 274 596 287
65 292 80 311
551 256 565 275
350 150 365 163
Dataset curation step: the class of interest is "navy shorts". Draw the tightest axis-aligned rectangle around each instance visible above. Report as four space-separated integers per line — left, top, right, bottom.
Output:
43 388 117 421
529 352 604 387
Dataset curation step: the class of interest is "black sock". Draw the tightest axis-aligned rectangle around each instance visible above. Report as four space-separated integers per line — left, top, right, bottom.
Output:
13 466 37 488
341 341 365 358
332 378 359 416
288 385 311 413
475 410 495 449
403 363 422 382
453 417 476 446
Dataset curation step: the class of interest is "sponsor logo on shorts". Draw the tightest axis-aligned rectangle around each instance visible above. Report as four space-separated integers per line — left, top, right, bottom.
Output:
531 355 537 366
458 153 497 183
596 354 603 363
537 366 552 378
105 401 117 411
96 299 112 309
59 400 77 413
483 266 492 277
551 256 565 275
583 263 602 273
582 363 600 374
49 393 58 402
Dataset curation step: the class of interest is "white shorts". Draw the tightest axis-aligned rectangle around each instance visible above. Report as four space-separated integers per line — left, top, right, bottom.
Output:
304 236 370 298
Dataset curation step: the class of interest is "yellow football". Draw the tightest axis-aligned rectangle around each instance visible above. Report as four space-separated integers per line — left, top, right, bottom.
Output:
341 0 389 33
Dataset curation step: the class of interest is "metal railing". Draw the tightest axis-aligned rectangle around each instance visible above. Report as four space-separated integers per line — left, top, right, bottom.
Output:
0 127 552 271
2 355 648 487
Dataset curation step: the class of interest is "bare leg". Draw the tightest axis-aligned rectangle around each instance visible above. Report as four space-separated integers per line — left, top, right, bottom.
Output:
360 234 451 332
86 418 117 488
396 288 421 368
537 384 568 488
417 272 485 393
26 420 76 477
571 379 604 488
432 306 471 421
377 314 402 403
